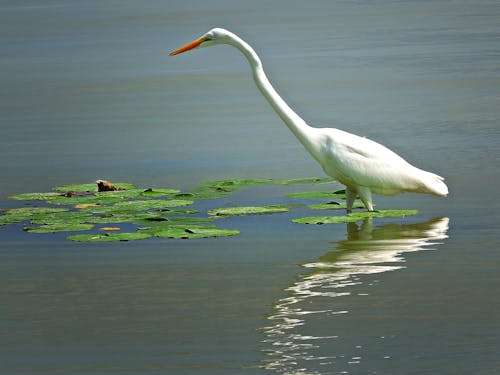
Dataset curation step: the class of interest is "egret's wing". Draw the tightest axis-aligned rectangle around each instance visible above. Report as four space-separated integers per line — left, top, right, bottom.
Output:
321 129 437 195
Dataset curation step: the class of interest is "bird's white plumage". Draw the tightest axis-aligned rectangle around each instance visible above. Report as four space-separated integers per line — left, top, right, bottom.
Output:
169 28 448 212
312 127 447 196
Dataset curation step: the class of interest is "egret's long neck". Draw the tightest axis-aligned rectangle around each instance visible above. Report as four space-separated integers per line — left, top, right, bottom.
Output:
227 34 319 155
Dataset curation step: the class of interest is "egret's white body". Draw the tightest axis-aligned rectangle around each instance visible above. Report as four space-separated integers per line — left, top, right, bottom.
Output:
170 28 448 212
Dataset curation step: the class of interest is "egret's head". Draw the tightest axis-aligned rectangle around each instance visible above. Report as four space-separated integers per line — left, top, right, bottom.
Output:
169 28 231 56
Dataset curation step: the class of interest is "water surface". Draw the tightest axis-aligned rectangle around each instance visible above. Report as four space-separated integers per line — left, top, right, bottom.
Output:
1 1 499 374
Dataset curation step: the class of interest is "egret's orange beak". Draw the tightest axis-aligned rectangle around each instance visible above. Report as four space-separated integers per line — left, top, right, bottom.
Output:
169 37 207 56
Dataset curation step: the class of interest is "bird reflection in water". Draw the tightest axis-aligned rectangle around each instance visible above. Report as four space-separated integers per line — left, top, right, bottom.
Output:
262 217 449 374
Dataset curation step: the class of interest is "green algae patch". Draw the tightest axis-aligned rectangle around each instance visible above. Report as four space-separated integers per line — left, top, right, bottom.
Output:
292 210 419 224
208 205 294 217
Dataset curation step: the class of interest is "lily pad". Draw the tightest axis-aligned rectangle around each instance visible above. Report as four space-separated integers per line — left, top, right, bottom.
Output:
190 178 278 200
92 188 180 199
208 205 294 216
29 210 91 225
47 194 124 206
287 190 346 199
91 199 194 213
158 216 215 225
25 223 94 233
9 192 63 201
292 209 419 224
54 182 135 193
183 188 231 200
202 178 273 191
0 207 69 225
79 213 144 224
67 232 152 242
275 177 335 185
308 201 366 210
141 188 181 197
93 189 146 199
142 225 239 239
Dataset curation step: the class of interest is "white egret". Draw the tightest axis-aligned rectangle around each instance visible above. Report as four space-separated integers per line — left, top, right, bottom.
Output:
169 28 448 212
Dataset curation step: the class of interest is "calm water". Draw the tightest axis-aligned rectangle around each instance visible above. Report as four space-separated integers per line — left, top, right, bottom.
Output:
1 1 499 374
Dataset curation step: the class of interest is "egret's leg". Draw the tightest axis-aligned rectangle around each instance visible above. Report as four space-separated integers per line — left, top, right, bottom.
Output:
345 187 356 214
357 186 374 211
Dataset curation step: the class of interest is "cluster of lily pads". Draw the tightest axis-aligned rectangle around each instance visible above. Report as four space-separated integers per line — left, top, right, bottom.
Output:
0 178 418 242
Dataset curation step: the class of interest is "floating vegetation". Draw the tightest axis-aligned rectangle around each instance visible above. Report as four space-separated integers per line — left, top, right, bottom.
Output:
0 207 69 225
1 177 419 242
208 205 294 217
25 223 95 234
9 192 63 201
68 232 152 242
139 224 240 239
292 210 419 224
54 182 135 193
287 189 345 199
308 201 366 210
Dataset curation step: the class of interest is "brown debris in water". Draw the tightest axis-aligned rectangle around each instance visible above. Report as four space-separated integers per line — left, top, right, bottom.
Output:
96 179 123 192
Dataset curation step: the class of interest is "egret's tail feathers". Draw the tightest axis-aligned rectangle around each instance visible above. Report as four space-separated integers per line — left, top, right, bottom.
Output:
419 172 448 197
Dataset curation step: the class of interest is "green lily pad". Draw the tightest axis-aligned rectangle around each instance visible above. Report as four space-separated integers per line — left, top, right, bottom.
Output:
202 178 273 191
184 188 231 200
159 216 214 225
91 199 194 213
25 223 94 233
138 214 213 226
190 178 279 200
93 188 180 199
159 208 199 215
93 189 146 199
9 192 63 201
287 190 346 199
292 210 419 224
29 210 91 225
134 217 214 230
54 182 135 193
141 188 181 197
47 194 124 206
67 232 152 242
208 205 294 216
308 201 366 210
0 207 69 225
275 177 335 185
142 224 239 239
